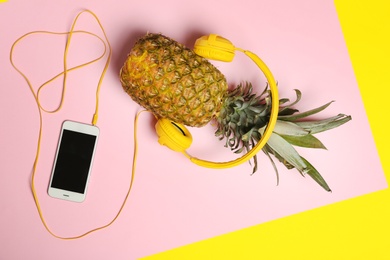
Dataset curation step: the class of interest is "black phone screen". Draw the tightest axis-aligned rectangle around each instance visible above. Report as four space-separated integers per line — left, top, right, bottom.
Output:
51 129 97 194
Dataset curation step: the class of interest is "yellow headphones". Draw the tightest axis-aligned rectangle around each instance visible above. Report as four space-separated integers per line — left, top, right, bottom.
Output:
155 34 280 169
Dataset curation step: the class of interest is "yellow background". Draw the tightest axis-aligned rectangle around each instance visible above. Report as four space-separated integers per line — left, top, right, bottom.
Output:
144 1 390 259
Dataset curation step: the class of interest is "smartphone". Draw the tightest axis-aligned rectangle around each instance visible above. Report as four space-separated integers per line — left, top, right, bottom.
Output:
48 120 99 202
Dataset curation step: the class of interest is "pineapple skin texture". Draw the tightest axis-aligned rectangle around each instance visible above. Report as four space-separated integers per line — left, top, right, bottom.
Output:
120 33 228 127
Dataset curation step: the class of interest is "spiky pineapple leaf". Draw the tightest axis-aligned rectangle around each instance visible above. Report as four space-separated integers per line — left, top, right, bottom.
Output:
280 134 327 149
262 145 280 185
278 101 334 121
295 114 352 134
247 105 267 114
278 89 302 114
273 120 309 136
279 98 291 105
278 108 299 116
250 139 258 174
242 128 256 142
264 132 307 172
300 157 331 192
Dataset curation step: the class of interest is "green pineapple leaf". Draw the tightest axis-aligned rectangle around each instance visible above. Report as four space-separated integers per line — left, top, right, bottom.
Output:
278 107 299 116
273 120 309 136
278 89 302 114
262 145 280 185
278 101 334 121
295 114 352 134
279 134 327 149
300 157 332 192
264 132 307 172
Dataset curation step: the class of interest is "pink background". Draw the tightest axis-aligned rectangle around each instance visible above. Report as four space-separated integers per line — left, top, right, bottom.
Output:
0 0 386 259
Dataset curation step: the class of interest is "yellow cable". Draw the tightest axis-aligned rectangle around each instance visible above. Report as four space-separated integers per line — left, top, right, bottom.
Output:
10 10 134 240
12 30 107 114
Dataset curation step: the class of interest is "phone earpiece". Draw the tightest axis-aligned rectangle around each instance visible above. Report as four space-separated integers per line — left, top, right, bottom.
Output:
194 34 236 62
155 119 193 152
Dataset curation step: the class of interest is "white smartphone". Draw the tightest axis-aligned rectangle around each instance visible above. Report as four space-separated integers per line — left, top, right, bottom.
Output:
48 120 99 203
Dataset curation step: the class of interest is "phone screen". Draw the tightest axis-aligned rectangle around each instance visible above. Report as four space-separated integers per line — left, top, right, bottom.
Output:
51 129 97 194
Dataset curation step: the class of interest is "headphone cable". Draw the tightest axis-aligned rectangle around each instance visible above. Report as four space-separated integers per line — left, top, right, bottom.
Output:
10 10 137 240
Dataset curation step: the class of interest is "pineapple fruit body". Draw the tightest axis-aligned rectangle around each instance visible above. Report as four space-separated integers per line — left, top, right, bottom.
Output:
120 33 228 127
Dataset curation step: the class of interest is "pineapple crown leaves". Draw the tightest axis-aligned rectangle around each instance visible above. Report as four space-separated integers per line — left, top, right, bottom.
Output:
215 82 269 148
215 82 352 191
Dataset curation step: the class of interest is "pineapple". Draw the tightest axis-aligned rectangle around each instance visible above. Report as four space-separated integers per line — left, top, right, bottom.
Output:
120 33 351 191
120 33 227 127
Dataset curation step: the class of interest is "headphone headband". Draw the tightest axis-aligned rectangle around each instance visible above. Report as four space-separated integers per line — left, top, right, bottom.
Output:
156 34 279 169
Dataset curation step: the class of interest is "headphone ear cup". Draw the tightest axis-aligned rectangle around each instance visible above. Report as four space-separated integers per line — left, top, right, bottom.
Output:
194 45 234 62
155 119 193 152
194 34 236 62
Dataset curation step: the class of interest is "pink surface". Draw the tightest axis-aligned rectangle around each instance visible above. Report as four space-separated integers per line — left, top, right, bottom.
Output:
0 0 386 259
